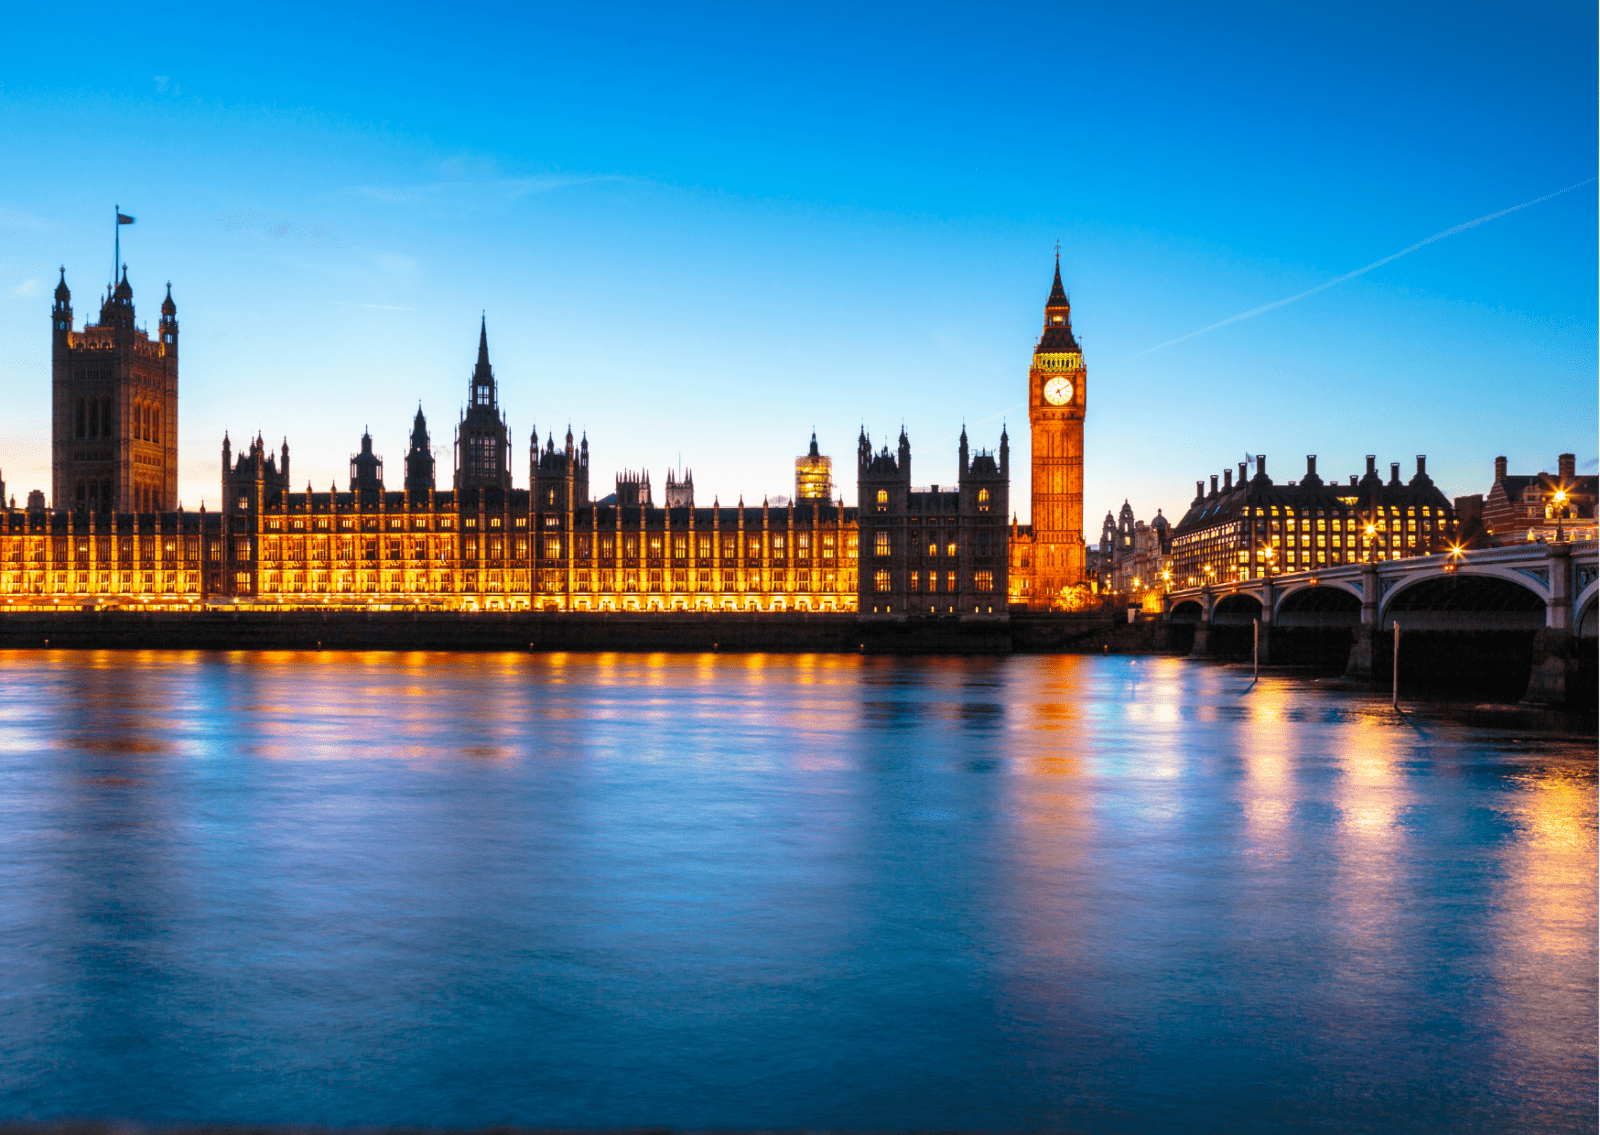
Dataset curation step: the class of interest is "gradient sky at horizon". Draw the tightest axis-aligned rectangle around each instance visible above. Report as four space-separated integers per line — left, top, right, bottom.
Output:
1 1 1594 526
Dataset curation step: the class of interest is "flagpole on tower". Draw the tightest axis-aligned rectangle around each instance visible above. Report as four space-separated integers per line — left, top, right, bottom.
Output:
113 204 119 290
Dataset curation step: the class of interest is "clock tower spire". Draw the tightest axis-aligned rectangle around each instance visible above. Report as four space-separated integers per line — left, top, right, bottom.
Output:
1026 253 1087 606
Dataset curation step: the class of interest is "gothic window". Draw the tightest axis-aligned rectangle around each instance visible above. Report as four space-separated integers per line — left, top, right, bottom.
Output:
909 571 919 592
102 398 112 437
876 489 888 511
946 540 957 558
153 409 160 444
875 531 890 557
946 571 957 592
874 570 891 593
976 570 994 592
978 488 990 510
75 399 86 438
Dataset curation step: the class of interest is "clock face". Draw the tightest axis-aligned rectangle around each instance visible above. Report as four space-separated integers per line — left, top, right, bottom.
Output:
1043 376 1074 406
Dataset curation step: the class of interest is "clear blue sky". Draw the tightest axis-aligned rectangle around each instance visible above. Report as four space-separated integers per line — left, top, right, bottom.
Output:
1 1 1593 525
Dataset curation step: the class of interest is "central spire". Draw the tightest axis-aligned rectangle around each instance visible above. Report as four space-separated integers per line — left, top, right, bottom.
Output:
1046 253 1068 309
476 314 491 373
469 314 496 410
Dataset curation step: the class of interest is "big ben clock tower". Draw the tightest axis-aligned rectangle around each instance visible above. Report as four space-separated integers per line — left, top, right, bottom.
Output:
1027 255 1087 606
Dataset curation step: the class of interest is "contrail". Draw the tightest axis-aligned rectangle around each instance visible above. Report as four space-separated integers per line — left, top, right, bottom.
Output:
1128 176 1596 360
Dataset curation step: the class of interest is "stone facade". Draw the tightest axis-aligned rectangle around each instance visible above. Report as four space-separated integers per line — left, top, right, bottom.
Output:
52 268 178 513
857 426 1009 617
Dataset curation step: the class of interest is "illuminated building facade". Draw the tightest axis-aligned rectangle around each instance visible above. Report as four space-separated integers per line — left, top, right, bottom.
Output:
857 425 1009 616
1479 453 1596 545
0 322 862 611
1009 256 1088 608
1169 454 1458 587
795 433 834 501
52 267 179 514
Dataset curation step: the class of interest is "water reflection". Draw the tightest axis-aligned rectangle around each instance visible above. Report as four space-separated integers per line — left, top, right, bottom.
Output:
0 650 1591 1133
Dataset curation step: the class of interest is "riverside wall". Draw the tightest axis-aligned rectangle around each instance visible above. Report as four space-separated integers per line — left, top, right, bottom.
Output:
0 609 1127 655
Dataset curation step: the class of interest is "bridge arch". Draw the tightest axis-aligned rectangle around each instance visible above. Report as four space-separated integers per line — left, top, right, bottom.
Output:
1380 573 1546 632
1578 594 1598 639
1274 582 1362 625
1212 593 1263 625
1169 599 1205 623
1575 576 1599 637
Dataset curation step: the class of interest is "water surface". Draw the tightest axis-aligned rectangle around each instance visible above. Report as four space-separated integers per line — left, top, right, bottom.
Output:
0 651 1593 1132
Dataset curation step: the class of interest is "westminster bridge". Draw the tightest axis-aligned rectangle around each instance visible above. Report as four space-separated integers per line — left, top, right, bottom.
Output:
1163 540 1598 705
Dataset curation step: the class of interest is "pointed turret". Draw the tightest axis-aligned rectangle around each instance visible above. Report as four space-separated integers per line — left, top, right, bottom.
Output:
54 267 70 305
161 282 176 317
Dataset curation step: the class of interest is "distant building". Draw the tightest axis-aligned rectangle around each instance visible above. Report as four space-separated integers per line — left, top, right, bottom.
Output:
795 433 833 501
1478 453 1596 545
664 468 694 508
858 425 1008 616
1170 454 1457 587
1098 502 1171 598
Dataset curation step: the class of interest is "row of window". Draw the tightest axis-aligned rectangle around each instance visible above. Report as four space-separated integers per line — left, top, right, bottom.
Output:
873 570 995 592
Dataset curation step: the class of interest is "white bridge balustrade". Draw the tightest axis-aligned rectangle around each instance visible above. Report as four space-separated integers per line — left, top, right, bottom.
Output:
1164 539 1598 705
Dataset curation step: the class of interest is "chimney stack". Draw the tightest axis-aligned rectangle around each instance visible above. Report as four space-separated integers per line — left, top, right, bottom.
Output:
1256 455 1267 479
1390 462 1401 484
1306 455 1317 477
1209 475 1218 496
1415 455 1427 477
1365 455 1377 477
1558 453 1575 479
1237 462 1247 486
1223 469 1233 492
1494 456 1508 482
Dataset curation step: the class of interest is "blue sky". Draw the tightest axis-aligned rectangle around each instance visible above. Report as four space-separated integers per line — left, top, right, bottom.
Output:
1 1 1593 526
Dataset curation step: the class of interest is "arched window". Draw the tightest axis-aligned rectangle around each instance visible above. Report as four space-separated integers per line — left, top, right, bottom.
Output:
874 570 891 592
153 408 160 444
88 399 99 438
103 398 113 438
75 399 86 438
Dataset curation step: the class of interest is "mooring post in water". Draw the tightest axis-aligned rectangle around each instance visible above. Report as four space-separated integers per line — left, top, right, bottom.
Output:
1253 618 1259 679
1392 622 1400 708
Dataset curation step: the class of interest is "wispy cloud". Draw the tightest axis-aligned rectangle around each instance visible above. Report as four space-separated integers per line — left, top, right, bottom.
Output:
354 173 625 206
1128 176 1598 360
0 204 50 230
6 279 39 298
332 301 415 311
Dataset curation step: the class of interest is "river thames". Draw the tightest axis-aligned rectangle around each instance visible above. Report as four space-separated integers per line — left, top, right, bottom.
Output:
0 650 1592 1132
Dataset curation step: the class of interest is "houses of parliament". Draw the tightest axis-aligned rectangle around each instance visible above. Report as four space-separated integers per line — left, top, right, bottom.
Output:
0 247 1091 614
